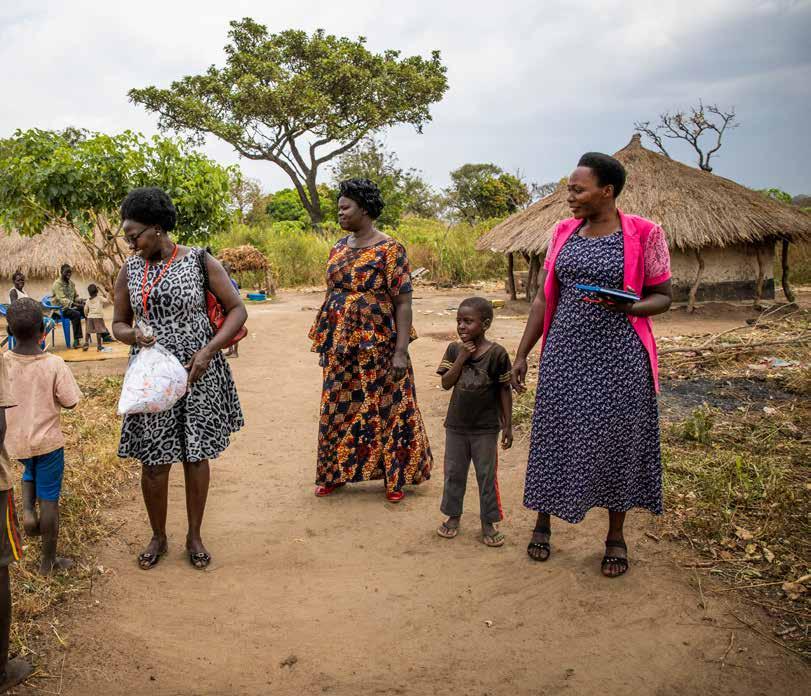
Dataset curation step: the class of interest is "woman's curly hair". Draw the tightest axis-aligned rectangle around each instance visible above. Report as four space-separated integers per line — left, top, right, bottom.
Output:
120 187 177 231
337 178 385 220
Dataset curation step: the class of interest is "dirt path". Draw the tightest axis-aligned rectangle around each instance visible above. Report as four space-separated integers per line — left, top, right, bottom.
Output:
34 290 807 695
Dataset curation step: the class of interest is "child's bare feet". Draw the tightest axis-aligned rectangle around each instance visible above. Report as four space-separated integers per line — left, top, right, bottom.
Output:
39 556 74 575
481 522 505 547
22 509 40 537
436 515 460 538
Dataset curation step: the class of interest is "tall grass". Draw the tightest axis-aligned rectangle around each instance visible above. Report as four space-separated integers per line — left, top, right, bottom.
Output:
782 239 811 284
211 217 508 288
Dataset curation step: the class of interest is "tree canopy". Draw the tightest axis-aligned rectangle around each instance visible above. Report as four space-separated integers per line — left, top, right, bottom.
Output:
0 128 236 293
445 163 530 222
129 18 448 226
761 188 792 204
331 138 440 227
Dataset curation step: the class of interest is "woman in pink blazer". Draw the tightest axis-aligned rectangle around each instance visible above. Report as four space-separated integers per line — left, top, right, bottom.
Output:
512 152 672 577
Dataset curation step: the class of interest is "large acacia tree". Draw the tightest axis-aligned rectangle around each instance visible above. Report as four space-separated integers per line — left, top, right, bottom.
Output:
129 18 449 226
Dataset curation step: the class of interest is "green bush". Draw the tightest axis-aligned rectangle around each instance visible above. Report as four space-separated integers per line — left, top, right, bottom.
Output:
212 217 508 288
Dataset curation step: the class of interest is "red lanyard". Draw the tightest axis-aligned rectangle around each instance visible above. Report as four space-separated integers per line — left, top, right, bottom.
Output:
141 245 179 318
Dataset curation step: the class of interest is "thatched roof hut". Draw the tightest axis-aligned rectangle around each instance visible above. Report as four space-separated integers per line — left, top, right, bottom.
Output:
217 245 275 295
0 226 101 278
478 135 811 307
0 226 117 301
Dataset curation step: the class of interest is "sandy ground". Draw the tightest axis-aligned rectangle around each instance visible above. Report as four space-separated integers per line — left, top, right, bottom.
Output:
18 288 809 695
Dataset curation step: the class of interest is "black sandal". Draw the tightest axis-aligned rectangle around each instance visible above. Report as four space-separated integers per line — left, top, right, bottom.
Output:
137 548 165 570
189 551 211 570
527 526 551 562
601 540 629 577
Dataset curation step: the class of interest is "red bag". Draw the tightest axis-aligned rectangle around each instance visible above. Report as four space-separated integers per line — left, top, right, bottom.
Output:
197 249 247 349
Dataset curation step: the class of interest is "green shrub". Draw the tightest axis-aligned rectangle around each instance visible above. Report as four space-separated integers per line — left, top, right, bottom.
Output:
680 404 715 444
212 217 508 288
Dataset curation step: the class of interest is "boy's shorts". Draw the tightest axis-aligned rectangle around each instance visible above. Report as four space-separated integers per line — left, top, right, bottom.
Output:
19 448 65 501
0 489 23 567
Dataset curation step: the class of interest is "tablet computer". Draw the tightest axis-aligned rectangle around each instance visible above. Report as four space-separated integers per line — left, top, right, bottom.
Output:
574 284 640 304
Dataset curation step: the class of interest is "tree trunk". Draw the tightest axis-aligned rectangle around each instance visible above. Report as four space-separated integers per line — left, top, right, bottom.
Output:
753 245 766 310
306 173 325 228
506 253 517 301
688 248 704 312
781 238 797 304
264 268 277 297
526 254 541 302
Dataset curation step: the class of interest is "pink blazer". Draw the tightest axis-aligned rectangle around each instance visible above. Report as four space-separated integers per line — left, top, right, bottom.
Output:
541 210 671 392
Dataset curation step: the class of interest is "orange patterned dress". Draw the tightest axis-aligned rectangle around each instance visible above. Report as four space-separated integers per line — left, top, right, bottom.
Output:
309 236 433 493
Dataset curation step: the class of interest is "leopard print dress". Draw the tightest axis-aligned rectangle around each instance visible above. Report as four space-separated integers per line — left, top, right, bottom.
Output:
118 248 244 466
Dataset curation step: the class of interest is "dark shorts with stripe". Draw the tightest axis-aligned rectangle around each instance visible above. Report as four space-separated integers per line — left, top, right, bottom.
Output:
0 489 22 567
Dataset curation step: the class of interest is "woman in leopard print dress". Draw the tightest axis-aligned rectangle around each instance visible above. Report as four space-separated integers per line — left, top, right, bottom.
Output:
113 187 245 571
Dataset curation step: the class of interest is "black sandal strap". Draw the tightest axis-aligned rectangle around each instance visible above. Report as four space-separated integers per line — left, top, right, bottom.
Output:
527 540 551 563
605 539 627 550
601 556 629 567
189 551 211 568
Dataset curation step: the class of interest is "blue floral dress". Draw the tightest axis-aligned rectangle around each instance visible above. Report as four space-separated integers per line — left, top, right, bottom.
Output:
523 230 663 523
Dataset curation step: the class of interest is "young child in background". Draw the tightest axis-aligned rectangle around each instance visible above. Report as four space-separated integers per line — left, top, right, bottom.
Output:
82 284 108 352
436 297 513 547
0 346 32 691
3 298 81 574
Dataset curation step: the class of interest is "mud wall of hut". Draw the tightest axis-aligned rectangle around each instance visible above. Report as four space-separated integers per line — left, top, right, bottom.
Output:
670 241 775 302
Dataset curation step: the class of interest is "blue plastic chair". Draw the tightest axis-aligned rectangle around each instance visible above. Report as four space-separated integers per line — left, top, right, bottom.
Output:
41 296 72 347
1 304 54 350
0 304 10 349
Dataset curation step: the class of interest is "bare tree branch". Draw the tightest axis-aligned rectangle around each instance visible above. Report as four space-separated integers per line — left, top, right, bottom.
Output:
635 101 738 172
634 120 671 158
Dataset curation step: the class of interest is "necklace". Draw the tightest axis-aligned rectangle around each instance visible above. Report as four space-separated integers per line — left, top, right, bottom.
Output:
141 244 179 317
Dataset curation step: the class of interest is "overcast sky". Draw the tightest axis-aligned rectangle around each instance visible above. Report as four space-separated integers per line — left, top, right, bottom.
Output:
2 0 810 197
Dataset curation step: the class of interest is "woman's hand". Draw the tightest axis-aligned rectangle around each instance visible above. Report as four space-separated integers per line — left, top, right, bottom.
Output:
597 299 636 315
511 356 528 393
185 346 214 384
134 326 157 349
391 350 409 382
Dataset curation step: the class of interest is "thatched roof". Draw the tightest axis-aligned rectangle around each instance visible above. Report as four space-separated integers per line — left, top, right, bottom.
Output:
218 245 269 272
0 226 103 278
477 135 811 255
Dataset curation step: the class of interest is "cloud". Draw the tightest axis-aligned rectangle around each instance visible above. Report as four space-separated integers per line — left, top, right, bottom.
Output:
1 0 809 196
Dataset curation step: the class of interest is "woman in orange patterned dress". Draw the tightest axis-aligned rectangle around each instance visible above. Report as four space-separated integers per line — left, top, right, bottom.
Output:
309 179 432 502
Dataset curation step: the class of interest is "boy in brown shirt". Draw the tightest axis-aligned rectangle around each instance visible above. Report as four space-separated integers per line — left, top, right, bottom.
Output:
436 297 513 547
0 349 33 691
4 299 81 575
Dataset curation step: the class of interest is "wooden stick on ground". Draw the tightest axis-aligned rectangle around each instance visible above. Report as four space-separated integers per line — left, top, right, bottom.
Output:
660 335 811 356
729 612 808 658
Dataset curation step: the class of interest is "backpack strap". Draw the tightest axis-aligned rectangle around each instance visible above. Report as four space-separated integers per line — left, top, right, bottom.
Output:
195 248 211 291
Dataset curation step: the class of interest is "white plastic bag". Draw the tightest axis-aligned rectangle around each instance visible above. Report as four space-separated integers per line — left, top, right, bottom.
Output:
117 343 188 416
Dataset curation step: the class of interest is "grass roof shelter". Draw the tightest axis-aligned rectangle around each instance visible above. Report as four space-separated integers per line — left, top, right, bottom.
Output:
0 225 117 302
477 135 811 310
217 245 276 296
